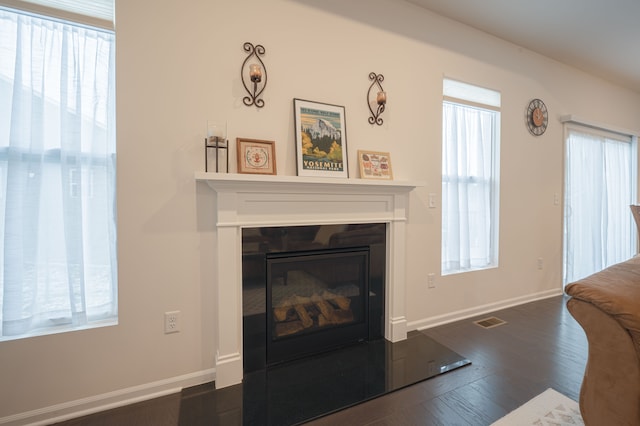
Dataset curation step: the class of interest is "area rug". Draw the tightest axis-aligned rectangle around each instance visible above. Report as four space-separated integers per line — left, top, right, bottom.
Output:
492 388 583 425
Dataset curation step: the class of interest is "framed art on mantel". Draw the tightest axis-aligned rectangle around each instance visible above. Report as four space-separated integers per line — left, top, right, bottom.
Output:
358 150 393 180
236 138 277 175
293 98 348 178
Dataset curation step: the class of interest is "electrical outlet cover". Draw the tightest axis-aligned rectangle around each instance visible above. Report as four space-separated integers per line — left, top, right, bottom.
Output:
164 311 181 334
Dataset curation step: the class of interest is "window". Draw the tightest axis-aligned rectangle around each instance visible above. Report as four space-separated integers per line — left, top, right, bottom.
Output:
441 79 501 275
563 121 637 284
0 2 116 340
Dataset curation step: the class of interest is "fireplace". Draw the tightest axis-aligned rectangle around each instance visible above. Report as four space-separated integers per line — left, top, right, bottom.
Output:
266 247 369 365
242 224 386 372
195 172 418 388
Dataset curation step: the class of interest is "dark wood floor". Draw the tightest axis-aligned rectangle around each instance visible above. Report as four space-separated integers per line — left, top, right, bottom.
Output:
308 294 586 426
55 295 587 426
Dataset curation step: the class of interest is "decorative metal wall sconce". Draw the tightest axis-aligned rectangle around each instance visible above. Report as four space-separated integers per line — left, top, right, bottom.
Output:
205 121 229 173
241 42 267 108
367 72 386 125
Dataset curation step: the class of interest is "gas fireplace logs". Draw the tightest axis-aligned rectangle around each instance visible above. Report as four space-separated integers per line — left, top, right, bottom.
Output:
293 296 314 328
273 290 355 338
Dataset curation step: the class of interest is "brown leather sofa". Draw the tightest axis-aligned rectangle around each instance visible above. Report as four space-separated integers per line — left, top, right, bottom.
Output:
565 256 640 426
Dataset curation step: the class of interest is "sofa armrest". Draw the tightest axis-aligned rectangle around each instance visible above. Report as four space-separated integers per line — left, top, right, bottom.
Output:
567 298 640 426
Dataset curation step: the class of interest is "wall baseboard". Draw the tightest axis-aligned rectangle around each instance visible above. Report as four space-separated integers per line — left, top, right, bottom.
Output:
408 289 564 331
0 368 216 426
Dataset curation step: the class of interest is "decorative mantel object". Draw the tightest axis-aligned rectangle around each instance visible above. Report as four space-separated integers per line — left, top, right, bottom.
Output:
204 121 228 172
241 42 267 108
194 172 422 389
358 150 393 180
236 138 276 175
293 98 348 178
367 72 386 125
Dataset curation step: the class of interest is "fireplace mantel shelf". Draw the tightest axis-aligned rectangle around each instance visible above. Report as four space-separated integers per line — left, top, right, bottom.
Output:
195 172 424 193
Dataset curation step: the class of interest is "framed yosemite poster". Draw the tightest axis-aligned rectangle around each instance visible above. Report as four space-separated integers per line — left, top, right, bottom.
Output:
293 99 348 178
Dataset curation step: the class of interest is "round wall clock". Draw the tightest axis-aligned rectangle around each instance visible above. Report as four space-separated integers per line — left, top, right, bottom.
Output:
526 98 548 136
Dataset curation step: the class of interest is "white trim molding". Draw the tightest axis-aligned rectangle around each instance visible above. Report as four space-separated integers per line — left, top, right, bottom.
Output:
560 114 640 138
0 369 215 426
409 288 563 331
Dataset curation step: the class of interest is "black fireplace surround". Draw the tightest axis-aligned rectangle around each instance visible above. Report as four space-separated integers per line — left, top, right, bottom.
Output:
242 223 386 373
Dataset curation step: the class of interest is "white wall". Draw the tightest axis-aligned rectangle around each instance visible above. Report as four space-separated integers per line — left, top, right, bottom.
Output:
2 0 640 422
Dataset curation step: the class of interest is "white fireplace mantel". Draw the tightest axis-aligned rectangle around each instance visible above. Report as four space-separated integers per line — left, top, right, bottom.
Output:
195 172 422 388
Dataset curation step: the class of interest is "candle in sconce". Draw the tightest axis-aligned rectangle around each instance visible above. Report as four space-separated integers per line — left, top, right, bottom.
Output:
249 63 262 82
376 91 387 105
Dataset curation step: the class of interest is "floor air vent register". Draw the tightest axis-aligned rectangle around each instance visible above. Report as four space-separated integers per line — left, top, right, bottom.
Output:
474 316 507 329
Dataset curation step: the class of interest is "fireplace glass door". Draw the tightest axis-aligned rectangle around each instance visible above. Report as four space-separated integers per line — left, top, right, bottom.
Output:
266 247 370 365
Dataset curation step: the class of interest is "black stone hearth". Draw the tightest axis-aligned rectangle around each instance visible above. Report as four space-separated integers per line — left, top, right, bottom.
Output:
178 331 471 425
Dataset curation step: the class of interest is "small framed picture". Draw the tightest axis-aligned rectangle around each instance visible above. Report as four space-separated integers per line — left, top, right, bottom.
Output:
293 98 348 178
357 150 393 180
236 138 277 175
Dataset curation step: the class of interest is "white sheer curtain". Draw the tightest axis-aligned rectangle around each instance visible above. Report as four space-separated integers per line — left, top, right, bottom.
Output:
564 126 635 284
0 8 117 338
442 101 498 274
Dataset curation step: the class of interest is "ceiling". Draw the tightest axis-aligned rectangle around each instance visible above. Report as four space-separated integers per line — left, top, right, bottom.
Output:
406 0 640 93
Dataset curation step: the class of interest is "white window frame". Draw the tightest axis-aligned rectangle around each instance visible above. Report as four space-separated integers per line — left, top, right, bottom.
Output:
0 0 113 29
562 115 638 284
441 78 501 275
0 2 116 340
